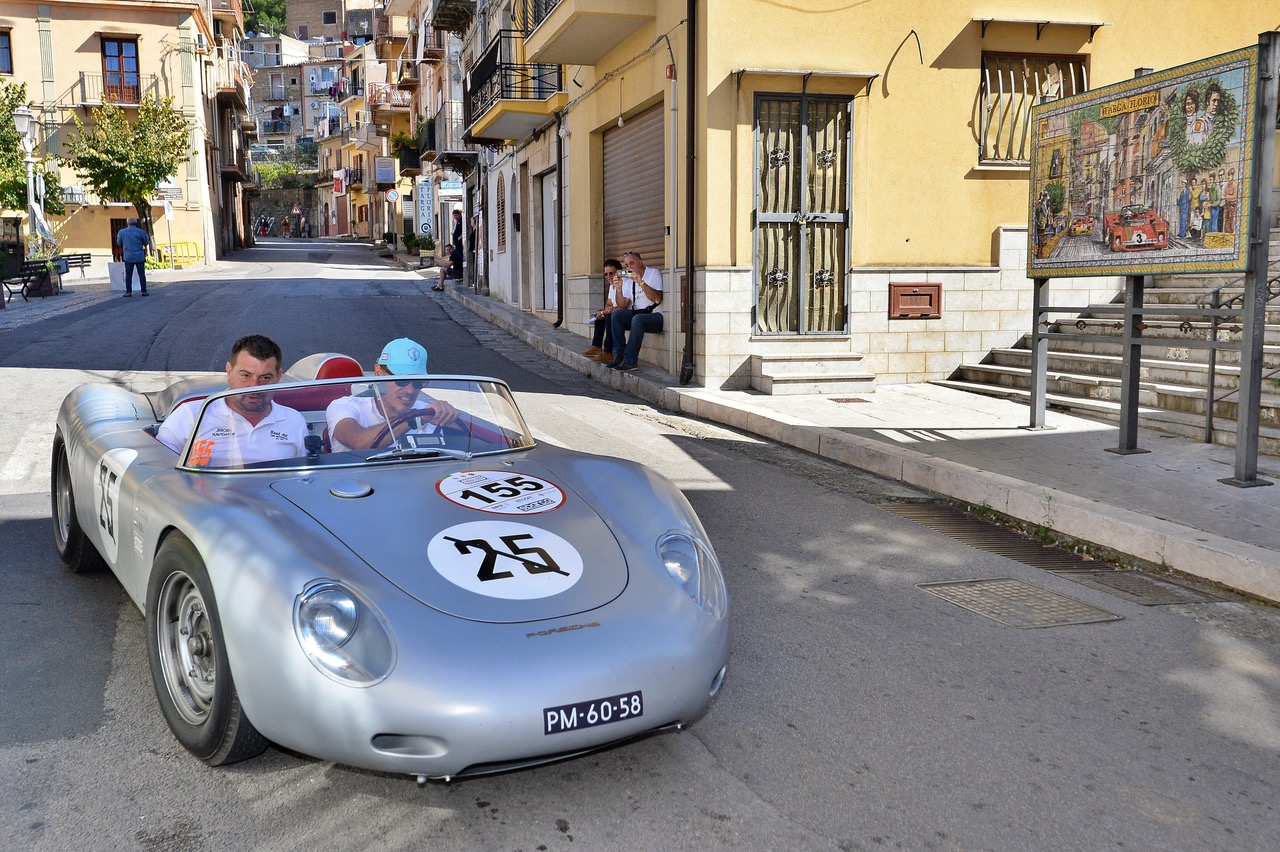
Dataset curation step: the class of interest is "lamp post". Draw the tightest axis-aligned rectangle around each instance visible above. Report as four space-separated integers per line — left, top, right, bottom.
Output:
12 104 36 255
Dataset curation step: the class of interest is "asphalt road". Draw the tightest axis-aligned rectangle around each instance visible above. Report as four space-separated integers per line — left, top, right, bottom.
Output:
1 239 1277 851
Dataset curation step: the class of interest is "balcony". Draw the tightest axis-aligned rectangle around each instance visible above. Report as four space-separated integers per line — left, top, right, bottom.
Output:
465 30 566 143
428 0 476 36
523 0 655 66
310 78 337 95
261 119 292 135
421 27 447 62
211 0 246 31
396 61 420 90
349 167 366 187
337 78 365 104
353 120 384 152
215 53 251 108
399 147 421 176
428 100 465 155
67 72 161 108
219 142 252 181
367 81 412 112
314 115 342 139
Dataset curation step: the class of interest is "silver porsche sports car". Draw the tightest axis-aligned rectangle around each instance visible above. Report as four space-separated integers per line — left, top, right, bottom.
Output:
52 355 729 781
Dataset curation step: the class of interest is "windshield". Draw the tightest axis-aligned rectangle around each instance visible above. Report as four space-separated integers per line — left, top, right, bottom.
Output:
173 376 535 472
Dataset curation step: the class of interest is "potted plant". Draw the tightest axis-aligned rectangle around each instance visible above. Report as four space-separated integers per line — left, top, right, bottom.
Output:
422 234 436 254
403 233 420 255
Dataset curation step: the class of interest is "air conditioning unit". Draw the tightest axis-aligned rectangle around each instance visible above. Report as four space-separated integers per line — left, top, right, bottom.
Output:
194 32 208 53
310 101 320 110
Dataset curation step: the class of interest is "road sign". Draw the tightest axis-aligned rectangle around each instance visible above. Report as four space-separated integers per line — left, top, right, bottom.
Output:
385 189 400 203
163 200 174 221
291 205 301 215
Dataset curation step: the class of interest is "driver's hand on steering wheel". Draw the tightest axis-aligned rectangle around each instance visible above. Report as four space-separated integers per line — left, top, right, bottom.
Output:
423 399 460 427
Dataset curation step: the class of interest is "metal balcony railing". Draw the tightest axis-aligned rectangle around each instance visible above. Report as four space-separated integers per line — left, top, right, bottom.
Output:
71 72 160 106
348 167 366 186
367 82 413 109
521 0 563 32
466 29 562 125
431 100 465 151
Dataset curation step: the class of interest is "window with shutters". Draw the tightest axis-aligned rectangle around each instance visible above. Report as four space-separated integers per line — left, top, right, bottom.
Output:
979 53 1087 165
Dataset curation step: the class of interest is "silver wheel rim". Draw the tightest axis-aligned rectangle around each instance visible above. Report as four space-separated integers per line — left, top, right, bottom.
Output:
55 452 72 547
156 572 217 726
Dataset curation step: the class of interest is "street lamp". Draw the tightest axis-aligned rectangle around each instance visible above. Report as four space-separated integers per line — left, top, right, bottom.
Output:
12 104 36 253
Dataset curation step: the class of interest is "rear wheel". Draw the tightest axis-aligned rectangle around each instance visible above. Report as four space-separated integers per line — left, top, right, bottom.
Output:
51 437 107 574
146 534 268 765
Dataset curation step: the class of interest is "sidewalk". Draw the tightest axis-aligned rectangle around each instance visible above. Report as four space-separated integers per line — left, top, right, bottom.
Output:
417 269 1280 605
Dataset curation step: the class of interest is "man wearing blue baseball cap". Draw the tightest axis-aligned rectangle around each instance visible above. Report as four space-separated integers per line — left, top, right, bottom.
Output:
326 338 458 451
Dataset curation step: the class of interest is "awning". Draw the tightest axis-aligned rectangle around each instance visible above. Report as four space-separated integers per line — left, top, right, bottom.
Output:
733 68 879 93
974 18 1108 42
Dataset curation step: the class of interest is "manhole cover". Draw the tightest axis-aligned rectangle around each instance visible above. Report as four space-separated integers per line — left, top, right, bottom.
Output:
1050 570 1229 606
880 502 1115 572
917 578 1124 628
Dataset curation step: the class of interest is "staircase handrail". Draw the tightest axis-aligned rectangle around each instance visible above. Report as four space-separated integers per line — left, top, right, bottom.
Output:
1194 257 1280 311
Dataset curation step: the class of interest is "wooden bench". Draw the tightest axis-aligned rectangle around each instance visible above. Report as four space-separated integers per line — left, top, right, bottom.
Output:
58 253 92 277
2 260 60 304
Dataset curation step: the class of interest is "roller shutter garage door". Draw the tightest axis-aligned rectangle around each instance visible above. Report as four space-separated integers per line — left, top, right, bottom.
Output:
603 104 664 268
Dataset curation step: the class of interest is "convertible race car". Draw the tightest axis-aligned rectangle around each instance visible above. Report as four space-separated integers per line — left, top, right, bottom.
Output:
52 355 729 781
1102 205 1169 252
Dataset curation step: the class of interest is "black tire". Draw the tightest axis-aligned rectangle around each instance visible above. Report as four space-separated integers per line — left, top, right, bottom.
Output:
51 437 107 574
146 534 268 766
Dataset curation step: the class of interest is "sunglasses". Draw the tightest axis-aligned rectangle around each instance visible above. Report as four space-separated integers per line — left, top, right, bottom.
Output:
390 379 427 390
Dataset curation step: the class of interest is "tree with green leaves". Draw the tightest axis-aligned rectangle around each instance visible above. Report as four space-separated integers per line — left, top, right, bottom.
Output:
62 93 194 232
247 0 286 37
1 80 65 220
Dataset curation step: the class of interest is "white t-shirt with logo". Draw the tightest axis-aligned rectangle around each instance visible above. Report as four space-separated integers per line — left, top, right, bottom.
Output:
158 398 308 467
325 393 437 452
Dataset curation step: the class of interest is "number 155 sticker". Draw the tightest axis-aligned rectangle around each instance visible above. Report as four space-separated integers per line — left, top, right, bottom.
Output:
437 470 564 514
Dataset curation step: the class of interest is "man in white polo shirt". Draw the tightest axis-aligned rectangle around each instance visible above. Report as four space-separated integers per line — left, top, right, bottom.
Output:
158 334 308 468
326 337 458 452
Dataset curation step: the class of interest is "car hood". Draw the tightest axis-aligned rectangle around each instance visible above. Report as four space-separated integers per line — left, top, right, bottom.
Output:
270 461 629 623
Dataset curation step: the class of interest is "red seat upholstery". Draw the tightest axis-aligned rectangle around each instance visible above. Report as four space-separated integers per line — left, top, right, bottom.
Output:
315 355 362 380
272 383 353 413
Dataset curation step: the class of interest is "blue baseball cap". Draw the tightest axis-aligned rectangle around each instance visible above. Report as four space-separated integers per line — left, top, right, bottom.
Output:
377 338 428 374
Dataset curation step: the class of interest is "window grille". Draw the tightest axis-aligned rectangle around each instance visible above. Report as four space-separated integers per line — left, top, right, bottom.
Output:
979 53 1086 164
495 174 507 252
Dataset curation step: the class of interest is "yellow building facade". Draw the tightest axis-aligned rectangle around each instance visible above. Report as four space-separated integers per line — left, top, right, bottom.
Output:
443 0 1280 390
1 0 255 274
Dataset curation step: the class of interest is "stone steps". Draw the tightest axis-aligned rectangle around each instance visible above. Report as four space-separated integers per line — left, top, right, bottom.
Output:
751 353 877 395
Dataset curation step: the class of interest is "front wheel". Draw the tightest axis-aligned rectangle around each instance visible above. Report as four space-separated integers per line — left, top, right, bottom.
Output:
51 437 106 574
146 534 268 766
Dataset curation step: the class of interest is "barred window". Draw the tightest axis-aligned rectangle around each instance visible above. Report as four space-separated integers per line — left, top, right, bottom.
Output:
980 53 1087 165
495 173 506 253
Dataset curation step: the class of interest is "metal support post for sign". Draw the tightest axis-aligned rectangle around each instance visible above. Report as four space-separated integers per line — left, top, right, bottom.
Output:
1222 30 1278 487
1025 278 1052 430
1107 275 1150 455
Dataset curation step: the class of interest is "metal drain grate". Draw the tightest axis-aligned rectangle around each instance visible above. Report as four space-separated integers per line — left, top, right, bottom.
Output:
1050 570 1229 606
831 397 871 403
917 578 1124 628
880 502 1114 572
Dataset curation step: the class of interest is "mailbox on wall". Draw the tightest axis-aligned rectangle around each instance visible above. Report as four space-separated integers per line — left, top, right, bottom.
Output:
889 282 942 319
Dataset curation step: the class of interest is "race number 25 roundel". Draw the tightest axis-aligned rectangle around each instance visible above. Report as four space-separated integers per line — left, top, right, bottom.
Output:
428 520 583 599
437 470 564 514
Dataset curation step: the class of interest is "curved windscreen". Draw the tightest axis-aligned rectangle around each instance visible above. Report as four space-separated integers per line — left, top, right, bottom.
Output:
173 376 535 472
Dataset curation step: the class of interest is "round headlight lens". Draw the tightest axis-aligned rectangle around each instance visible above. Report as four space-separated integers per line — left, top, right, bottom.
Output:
658 531 728 620
298 586 359 647
294 582 396 686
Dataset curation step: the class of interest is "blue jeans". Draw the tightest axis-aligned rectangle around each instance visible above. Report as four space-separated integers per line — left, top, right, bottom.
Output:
124 260 147 293
610 309 664 363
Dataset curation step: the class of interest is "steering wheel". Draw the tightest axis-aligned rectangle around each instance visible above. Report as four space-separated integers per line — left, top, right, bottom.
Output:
372 407 473 448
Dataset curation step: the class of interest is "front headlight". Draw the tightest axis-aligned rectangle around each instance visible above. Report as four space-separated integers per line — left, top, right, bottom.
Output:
294 581 396 686
658 531 728 619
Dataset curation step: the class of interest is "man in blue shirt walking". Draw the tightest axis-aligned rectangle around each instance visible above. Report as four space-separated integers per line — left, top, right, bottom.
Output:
116 216 151 297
